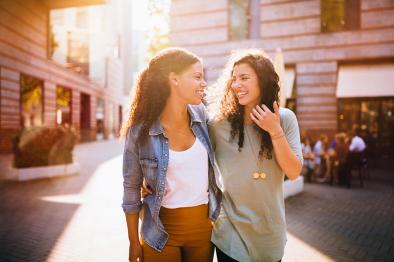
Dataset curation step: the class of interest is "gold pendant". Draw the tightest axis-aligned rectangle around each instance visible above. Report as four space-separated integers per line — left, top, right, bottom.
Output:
253 172 267 180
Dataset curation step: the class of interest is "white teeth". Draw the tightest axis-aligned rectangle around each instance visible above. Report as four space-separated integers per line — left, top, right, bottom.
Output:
237 92 247 96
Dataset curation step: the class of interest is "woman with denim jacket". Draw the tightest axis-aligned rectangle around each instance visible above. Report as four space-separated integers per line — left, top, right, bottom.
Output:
121 47 221 262
208 50 303 262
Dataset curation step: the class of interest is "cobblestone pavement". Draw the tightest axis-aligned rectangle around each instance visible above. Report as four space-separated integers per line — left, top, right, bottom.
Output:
284 166 394 262
0 140 393 262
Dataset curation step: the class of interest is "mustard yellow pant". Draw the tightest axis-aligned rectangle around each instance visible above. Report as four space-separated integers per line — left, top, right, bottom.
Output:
141 204 213 262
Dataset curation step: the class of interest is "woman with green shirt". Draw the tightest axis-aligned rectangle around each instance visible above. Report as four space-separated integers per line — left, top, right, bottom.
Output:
209 49 303 262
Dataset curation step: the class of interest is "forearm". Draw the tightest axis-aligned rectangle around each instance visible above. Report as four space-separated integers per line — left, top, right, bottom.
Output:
271 129 302 180
125 213 140 243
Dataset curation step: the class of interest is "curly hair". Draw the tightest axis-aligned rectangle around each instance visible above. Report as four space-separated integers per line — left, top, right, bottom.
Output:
120 47 201 143
216 49 280 159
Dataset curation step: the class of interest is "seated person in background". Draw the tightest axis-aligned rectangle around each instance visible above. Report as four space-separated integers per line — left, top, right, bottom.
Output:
348 129 367 172
349 129 366 153
313 134 328 181
301 136 315 182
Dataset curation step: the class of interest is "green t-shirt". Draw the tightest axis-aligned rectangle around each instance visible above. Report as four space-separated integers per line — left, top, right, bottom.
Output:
209 108 303 262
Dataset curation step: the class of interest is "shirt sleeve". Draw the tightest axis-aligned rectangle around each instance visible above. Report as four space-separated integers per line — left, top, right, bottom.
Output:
122 127 143 214
201 103 216 151
282 109 304 165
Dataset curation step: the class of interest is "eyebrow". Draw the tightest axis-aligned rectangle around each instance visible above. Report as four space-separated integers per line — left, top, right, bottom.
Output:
233 73 250 77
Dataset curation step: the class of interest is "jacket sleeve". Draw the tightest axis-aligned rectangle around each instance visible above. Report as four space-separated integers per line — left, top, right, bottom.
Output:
122 127 143 214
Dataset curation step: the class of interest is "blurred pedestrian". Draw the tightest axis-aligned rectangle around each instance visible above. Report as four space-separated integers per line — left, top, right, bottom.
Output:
349 129 366 153
333 132 350 186
347 129 367 185
209 49 303 262
121 47 221 262
313 134 328 181
301 136 315 182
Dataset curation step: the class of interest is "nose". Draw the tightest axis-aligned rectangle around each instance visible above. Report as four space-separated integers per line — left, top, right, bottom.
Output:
201 79 207 88
231 80 240 90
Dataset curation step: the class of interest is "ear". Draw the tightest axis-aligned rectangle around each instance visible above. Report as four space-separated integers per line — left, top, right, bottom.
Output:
169 72 179 87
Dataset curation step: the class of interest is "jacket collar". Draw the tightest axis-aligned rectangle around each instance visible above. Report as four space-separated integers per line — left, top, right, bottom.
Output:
148 105 203 136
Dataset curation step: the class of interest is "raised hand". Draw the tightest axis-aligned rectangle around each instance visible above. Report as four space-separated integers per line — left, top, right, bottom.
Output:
250 101 282 135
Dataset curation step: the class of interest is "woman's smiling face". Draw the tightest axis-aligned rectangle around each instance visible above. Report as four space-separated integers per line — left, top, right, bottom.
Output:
231 63 261 107
173 61 207 105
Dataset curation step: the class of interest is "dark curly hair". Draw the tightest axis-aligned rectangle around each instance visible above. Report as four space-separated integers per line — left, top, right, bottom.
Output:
120 47 201 143
216 49 280 159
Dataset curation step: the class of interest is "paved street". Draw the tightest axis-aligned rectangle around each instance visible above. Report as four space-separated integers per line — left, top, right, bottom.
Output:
0 140 393 262
284 176 394 262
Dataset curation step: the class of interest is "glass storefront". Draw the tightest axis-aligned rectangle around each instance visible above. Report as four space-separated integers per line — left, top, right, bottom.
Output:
56 86 72 126
338 97 394 158
20 74 44 128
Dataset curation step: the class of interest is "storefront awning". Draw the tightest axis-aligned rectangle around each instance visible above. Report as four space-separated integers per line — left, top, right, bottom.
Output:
285 68 295 98
337 64 394 98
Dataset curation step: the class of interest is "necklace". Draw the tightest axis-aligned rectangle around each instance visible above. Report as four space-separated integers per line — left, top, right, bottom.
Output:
244 126 267 180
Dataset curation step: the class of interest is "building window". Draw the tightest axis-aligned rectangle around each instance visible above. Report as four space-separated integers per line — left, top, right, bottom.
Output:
229 0 260 40
75 9 89 29
56 86 72 126
20 75 44 128
49 7 90 76
338 97 394 157
229 0 249 40
321 0 360 33
67 31 90 75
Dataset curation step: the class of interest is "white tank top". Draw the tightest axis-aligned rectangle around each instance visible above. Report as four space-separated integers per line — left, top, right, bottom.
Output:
161 137 209 209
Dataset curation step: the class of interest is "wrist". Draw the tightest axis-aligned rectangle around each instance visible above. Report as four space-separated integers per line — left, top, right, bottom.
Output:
269 127 283 137
129 236 140 244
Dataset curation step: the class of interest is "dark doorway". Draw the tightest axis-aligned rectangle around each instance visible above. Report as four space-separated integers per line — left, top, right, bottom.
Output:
80 93 91 141
118 105 123 135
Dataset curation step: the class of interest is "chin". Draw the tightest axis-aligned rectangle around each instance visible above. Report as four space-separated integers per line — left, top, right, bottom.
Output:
189 99 202 105
237 98 249 106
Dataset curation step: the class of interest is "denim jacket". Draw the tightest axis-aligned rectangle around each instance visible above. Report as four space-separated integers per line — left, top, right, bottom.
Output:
122 104 222 252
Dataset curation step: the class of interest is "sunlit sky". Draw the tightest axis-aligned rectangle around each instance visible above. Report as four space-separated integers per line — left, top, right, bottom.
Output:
131 0 170 32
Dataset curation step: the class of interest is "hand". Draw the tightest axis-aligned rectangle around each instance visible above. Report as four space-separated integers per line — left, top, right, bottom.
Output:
141 179 153 198
250 101 281 135
129 241 143 262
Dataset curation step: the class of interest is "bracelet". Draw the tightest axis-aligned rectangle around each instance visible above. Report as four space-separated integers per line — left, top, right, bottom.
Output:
270 130 285 140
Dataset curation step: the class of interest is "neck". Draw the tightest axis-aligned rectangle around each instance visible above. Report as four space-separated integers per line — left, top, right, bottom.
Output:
243 102 258 125
160 95 189 129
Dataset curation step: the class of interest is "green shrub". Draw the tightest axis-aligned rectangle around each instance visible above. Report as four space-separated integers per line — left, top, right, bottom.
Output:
13 126 78 168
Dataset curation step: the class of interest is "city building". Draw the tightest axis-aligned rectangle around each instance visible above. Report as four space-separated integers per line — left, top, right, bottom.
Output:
0 0 132 153
169 0 394 156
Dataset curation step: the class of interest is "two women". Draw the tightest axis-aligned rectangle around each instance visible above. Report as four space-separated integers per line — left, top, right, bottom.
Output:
122 47 303 262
